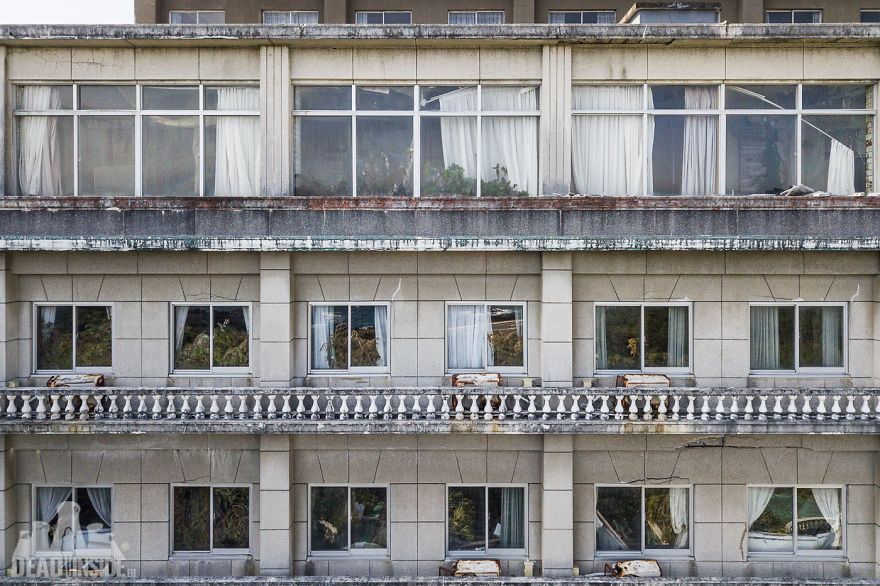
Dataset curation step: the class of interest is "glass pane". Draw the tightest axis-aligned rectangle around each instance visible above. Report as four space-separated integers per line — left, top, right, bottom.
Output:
76 488 112 549
765 11 792 23
549 12 577 23
143 115 199 197
862 10 880 22
350 305 386 368
573 85 642 110
725 85 796 110
78 85 135 110
170 11 197 24
295 86 351 110
356 12 383 24
482 86 539 111
35 486 73 551
488 487 524 549
356 116 413 197
421 117 477 196
294 116 352 196
351 487 387 549
79 116 135 196
384 11 411 23
482 117 535 196
420 86 477 112
595 306 640 370
174 306 210 370
725 115 797 195
16 85 72 110
802 115 867 194
311 306 348 370
651 86 716 109
448 305 485 370
476 11 504 23
213 487 249 549
205 115 260 197
748 487 793 554
803 85 869 110
488 305 524 368
263 11 289 24
799 306 844 368
291 11 319 24
37 306 73 371
652 114 717 195
797 488 842 551
18 116 74 196
205 86 259 110
644 306 689 368
448 486 486 551
311 486 348 551
356 86 413 111
596 486 641 551
143 86 199 110
793 10 820 23
212 306 249 368
75 306 112 368
645 487 689 549
174 486 210 551
449 12 477 24
198 11 226 24
750 305 795 370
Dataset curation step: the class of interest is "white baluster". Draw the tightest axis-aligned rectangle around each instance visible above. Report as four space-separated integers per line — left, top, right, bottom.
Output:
311 394 321 420
657 395 667 421
412 395 423 420
875 394 880 420
816 395 827 420
614 395 625 420
20 395 32 420
861 395 871 420
541 395 551 421
93 394 105 419
512 395 523 419
152 394 162 419
79 394 90 420
527 395 537 420
267 395 277 420
686 395 695 421
381 394 392 420
556 395 567 420
166 394 176 419
757 395 768 421
130 394 143 419
65 395 76 420
485 395 495 421
498 395 507 420
715 396 726 421
801 394 811 420
354 395 364 420
642 394 652 421
743 395 753 420
398 394 407 420
253 394 263 420
224 395 234 420
180 395 191 419
36 395 47 420
440 395 450 420
569 394 579 420
845 395 856 421
281 395 292 419
671 395 681 421
296 395 306 420
107 394 118 419
424 394 435 420
455 395 465 421
338 395 349 420
194 395 206 419
325 394 336 420
728 395 738 420
787 395 798 420
599 395 610 420
772 395 783 420
368 395 379 420
583 395 594 420
628 394 638 421
209 395 220 420
700 395 710 421
51 394 62 420
239 395 249 419
4 395 15 418
470 395 480 421
831 395 842 421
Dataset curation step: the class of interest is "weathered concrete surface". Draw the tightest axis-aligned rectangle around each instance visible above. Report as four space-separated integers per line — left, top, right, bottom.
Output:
1 578 879 585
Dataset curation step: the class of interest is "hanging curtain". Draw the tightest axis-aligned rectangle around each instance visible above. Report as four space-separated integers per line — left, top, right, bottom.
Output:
36 487 72 523
40 306 58 331
448 305 485 370
827 139 855 195
19 86 63 196
750 307 780 370
595 306 608 369
479 12 504 23
486 307 496 367
820 307 842 367
263 11 289 23
748 487 775 526
681 87 717 195
667 306 688 367
669 488 689 548
214 87 260 197
447 12 474 24
312 306 335 369
242 306 251 335
572 86 646 195
86 488 112 527
481 87 539 196
811 488 842 548
374 306 388 367
499 487 524 549
438 88 479 179
174 306 190 353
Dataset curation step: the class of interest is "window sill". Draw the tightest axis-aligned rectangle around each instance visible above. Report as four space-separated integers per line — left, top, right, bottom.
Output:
447 552 528 560
307 554 390 560
748 372 848 377
169 553 252 560
168 373 253 378
595 553 693 561
746 555 846 562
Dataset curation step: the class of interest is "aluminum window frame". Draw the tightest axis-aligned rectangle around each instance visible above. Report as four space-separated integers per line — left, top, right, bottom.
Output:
169 302 253 376
170 483 252 556
860 9 880 22
307 302 391 375
31 484 114 556
746 484 846 560
548 10 616 23
764 9 822 23
169 10 226 24
307 483 391 558
748 301 848 376
445 483 529 559
447 10 506 24
32 302 114 375
262 10 320 23
444 301 528 375
593 301 693 375
354 11 412 24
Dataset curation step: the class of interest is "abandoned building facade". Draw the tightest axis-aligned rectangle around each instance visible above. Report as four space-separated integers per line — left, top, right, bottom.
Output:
0 16 879 581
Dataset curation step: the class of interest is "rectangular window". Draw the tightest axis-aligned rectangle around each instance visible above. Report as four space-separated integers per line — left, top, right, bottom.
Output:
596 486 690 555
355 11 412 24
765 10 821 23
446 303 526 372
173 485 250 553
861 10 880 22
749 304 845 373
447 485 526 555
14 84 259 197
34 486 112 553
172 304 251 373
34 304 112 373
169 10 226 24
310 304 389 372
263 10 319 23
293 84 539 197
448 11 505 24
747 486 843 556
595 304 690 372
548 10 615 23
310 485 388 554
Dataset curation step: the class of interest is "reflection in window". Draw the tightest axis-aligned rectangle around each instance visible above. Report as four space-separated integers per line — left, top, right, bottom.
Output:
750 305 844 371
174 486 250 552
447 304 525 371
726 115 797 195
263 10 319 24
311 304 389 371
448 485 524 553
355 11 411 24
597 486 689 553
169 10 225 24
448 11 504 24
595 305 689 371
748 487 842 555
34 487 112 553
549 10 615 23
173 305 250 372
36 305 112 372
310 486 387 553
765 10 821 23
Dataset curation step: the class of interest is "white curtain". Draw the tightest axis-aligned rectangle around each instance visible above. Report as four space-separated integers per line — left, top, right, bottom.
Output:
499 487 524 549
572 86 647 195
448 12 474 24
86 487 112 527
19 86 64 196
827 139 855 195
820 307 842 367
750 306 780 370
374 306 388 366
438 88 479 178
667 306 688 367
242 306 251 335
312 306 335 369
811 488 842 548
681 87 717 195
748 487 775 526
40 306 57 330
214 87 260 197
669 488 689 548
448 305 485 370
36 487 72 523
174 306 191 353
263 11 289 23
481 87 539 196
595 306 608 369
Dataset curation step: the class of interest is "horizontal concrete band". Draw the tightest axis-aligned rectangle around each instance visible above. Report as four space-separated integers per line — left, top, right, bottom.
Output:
1 579 879 585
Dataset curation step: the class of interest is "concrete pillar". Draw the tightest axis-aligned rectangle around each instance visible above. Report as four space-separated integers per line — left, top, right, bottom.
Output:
0 254 17 384
260 46 291 197
0 436 15 570
259 435 293 576
1 45 7 197
259 252 294 387
540 252 573 387
541 435 574 577
737 0 764 22
323 0 348 23
540 44 572 196
134 0 159 23
512 0 535 23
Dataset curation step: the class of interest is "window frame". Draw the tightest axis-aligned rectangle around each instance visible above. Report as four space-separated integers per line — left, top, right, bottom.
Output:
354 10 412 24
548 10 615 23
31 484 114 556
746 484 846 560
169 10 226 24
444 301 528 375
32 302 114 375
860 10 880 22
447 10 505 24
307 302 391 375
170 483 251 556
764 9 822 23
445 483 528 559
169 302 253 376
262 10 320 23
748 301 848 375
307 483 390 558
594 484 694 559
593 301 693 374
292 83 541 198
12 82 260 198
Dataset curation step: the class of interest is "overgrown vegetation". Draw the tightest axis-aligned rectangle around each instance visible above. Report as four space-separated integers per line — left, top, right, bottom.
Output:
212 487 250 549
421 163 529 197
358 151 412 197
488 329 524 367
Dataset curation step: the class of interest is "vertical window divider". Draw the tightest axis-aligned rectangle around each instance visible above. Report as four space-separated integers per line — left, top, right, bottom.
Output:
793 305 800 371
347 305 353 371
72 83 79 196
347 486 353 553
477 85 483 198
642 84 649 197
71 306 78 370
351 85 358 197
639 305 646 371
640 486 646 553
413 84 421 198
135 84 143 198
208 305 215 371
718 84 726 194
199 84 206 197
796 83 803 187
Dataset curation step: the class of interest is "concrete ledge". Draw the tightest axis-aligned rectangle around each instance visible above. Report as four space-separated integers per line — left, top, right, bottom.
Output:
1 578 879 585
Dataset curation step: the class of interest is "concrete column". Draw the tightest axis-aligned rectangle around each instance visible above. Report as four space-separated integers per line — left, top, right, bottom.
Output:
323 0 348 23
737 0 764 22
512 0 535 23
260 46 291 197
0 254 17 384
1 45 7 197
540 44 572 196
259 435 293 576
540 252 573 387
259 252 294 387
541 435 574 577
0 435 16 570
134 0 159 23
